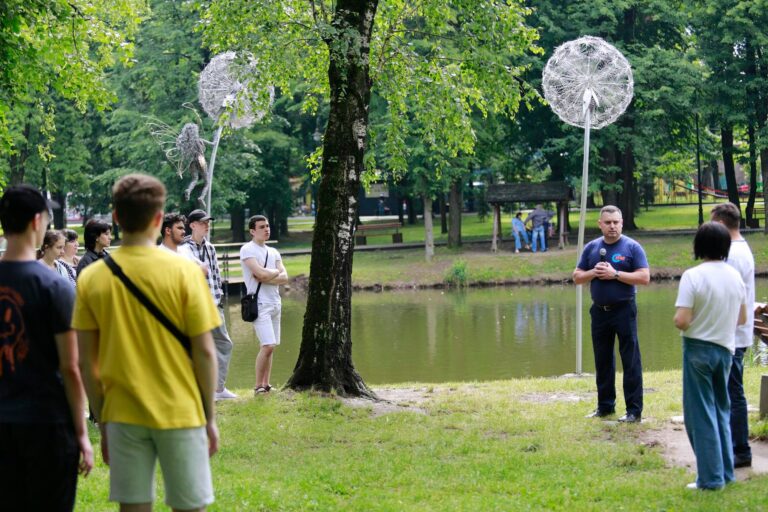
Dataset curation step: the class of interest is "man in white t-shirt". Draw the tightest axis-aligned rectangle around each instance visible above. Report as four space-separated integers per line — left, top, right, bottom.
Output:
159 213 187 253
239 215 289 395
711 202 754 468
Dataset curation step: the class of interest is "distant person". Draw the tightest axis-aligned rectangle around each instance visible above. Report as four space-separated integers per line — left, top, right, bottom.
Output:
240 215 288 394
525 204 555 252
38 230 72 285
76 219 111 276
75 174 221 511
511 212 531 253
711 202 754 469
573 205 649 423
58 229 80 286
159 213 187 253
0 185 93 510
182 209 237 400
674 222 747 490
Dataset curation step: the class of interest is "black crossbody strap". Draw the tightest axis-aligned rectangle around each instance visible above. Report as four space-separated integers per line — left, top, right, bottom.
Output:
104 256 192 356
244 249 269 299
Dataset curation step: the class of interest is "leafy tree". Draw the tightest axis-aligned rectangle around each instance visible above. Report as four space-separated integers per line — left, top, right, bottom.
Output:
202 0 540 395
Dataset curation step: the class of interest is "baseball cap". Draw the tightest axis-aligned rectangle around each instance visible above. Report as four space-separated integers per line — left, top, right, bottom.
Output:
187 209 214 223
0 185 59 234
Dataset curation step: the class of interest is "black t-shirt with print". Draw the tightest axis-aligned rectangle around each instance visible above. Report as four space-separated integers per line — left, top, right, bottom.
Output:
0 261 74 424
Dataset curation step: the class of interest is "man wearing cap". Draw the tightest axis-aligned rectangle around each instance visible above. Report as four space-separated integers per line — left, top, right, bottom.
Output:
573 205 650 423
181 209 237 400
0 185 93 509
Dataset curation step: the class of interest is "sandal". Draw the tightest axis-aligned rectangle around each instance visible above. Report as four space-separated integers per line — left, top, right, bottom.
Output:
253 386 269 395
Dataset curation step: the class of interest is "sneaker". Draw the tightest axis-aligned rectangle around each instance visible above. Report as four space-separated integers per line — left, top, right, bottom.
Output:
515 249 520 253
734 457 752 468
686 482 699 490
215 388 238 400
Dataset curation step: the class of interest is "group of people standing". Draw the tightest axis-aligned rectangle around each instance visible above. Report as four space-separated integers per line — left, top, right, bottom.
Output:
0 175 286 510
511 204 556 253
576 203 754 491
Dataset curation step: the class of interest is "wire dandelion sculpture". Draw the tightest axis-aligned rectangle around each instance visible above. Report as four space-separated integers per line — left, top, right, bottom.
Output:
198 51 274 212
542 36 634 374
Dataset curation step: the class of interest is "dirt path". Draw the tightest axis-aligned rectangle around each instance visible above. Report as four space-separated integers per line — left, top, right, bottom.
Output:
641 415 768 480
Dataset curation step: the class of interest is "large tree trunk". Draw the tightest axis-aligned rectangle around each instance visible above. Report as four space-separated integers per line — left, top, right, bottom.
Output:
618 144 638 230
746 123 757 227
406 196 417 224
286 0 378 397
230 204 245 243
762 149 768 234
423 194 435 262
439 193 448 234
448 178 462 248
600 147 618 207
51 191 67 229
721 125 741 209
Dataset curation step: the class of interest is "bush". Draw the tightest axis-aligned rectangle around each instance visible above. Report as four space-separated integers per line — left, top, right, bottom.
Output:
444 258 469 287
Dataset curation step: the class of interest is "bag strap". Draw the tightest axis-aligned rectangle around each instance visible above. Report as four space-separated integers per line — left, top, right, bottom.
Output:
247 249 269 300
104 256 192 356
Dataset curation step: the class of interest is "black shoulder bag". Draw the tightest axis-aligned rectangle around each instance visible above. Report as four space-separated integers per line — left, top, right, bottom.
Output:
103 256 191 356
241 250 269 322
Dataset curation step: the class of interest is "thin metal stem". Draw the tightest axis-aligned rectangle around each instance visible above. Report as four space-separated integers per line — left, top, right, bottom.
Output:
575 106 592 375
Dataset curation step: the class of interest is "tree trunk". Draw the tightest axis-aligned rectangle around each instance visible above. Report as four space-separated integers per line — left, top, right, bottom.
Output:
721 125 741 209
286 0 378 397
709 159 719 191
51 191 67 229
439 192 448 234
230 204 245 242
448 178 462 248
746 123 757 227
601 147 618 207
406 196 417 224
762 149 768 234
423 194 435 262
618 144 638 230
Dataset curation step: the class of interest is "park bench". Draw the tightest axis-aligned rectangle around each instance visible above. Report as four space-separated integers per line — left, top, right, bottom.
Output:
355 221 403 245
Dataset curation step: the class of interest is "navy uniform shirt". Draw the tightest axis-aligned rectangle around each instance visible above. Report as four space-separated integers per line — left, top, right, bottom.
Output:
577 235 649 305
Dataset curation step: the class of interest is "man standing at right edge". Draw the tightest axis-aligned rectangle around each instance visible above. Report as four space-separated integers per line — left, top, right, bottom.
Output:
574 205 650 423
711 202 754 468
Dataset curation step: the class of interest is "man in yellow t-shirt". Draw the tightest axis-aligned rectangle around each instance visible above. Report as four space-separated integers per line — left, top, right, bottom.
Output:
75 174 221 512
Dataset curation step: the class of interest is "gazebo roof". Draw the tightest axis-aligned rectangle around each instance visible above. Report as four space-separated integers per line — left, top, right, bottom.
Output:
486 182 572 204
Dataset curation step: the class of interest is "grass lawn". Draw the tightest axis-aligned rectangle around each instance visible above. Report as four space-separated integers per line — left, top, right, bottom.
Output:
76 368 768 511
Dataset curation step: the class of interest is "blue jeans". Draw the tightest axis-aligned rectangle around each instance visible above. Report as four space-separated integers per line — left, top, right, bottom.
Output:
531 226 546 252
683 337 734 489
589 299 643 415
728 347 751 462
513 229 530 250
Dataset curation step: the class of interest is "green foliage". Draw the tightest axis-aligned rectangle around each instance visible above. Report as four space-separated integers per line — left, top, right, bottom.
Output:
443 258 468 287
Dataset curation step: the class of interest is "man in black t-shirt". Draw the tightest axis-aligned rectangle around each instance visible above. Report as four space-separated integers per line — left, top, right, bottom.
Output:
0 185 93 511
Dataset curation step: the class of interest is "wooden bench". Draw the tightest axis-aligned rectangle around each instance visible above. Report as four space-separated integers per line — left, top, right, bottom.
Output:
355 222 403 245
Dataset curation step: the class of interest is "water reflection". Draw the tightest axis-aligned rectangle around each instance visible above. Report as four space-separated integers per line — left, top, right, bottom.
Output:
222 280 767 388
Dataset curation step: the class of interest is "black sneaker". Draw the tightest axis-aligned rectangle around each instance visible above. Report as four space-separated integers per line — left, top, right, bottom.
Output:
585 409 614 418
618 413 641 423
734 457 752 468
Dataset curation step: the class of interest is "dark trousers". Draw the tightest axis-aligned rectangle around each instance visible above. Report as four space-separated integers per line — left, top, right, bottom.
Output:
0 422 78 511
590 299 643 415
728 347 752 462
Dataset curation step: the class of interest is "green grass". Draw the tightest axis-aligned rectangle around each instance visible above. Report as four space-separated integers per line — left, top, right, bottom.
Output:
76 368 768 511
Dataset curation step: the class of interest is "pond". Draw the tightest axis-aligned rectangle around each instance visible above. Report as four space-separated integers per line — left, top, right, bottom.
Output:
222 280 768 389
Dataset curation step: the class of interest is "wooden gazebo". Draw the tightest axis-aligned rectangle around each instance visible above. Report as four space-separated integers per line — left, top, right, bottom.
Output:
486 182 573 252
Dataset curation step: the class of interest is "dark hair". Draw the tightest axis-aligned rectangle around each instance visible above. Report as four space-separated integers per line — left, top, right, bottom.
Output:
248 215 268 230
0 184 50 234
162 213 186 237
710 202 740 230
693 221 731 261
112 174 166 233
515 212 522 219
37 230 64 259
62 229 78 244
84 219 112 251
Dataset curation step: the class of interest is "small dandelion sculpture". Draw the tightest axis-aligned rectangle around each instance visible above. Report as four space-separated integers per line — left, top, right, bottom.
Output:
198 52 273 212
542 36 634 374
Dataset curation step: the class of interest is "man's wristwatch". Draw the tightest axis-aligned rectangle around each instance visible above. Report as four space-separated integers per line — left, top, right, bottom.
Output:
614 270 620 280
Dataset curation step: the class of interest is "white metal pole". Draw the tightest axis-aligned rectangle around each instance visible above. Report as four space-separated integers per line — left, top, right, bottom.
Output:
206 125 224 214
575 103 592 375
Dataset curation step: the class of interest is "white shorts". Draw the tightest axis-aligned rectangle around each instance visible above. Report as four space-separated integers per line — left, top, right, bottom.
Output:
106 422 213 509
253 302 281 346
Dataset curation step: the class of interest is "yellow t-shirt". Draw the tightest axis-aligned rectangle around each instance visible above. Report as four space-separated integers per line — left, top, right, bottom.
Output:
73 245 221 429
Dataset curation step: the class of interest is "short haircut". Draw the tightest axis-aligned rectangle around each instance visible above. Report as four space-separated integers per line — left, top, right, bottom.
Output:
84 219 112 251
248 214 268 231
693 221 731 261
162 213 186 237
600 205 622 217
112 174 166 233
62 228 78 244
515 212 522 219
0 184 49 234
710 202 740 230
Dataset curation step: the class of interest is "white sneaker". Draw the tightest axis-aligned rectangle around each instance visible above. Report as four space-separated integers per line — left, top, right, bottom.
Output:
215 388 238 400
686 482 699 490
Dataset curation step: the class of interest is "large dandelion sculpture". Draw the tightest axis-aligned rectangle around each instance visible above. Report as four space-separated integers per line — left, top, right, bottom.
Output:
542 36 633 373
198 51 274 212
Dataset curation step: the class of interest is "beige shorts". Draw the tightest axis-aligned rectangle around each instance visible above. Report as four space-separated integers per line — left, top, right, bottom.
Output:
106 422 213 509
253 302 281 346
